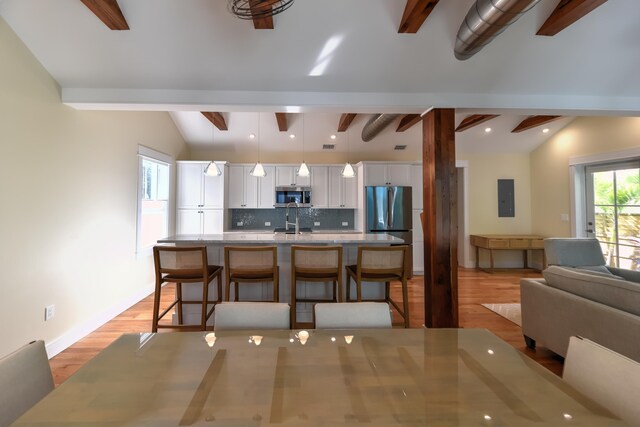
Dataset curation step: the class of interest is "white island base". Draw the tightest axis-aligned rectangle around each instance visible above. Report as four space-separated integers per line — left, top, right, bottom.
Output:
158 232 404 325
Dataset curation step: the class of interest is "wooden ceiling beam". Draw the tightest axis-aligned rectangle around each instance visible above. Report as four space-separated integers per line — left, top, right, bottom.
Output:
512 116 562 133
398 0 440 34
80 0 129 30
201 112 228 131
455 114 499 132
396 114 422 132
337 113 357 132
275 113 288 132
250 0 274 29
537 0 608 36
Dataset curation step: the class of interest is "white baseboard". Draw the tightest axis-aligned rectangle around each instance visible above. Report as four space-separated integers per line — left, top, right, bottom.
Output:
45 283 155 359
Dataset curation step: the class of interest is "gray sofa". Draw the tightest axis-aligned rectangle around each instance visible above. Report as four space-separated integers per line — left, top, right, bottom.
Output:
520 238 640 362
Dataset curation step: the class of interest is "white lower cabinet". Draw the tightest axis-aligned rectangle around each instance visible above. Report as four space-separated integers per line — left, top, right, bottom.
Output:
177 209 223 234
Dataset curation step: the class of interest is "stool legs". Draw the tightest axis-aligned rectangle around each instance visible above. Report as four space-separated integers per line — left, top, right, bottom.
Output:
176 283 183 325
401 277 410 328
151 277 162 333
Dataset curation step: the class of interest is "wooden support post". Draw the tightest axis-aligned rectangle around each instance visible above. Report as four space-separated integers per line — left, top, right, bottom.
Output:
422 108 458 328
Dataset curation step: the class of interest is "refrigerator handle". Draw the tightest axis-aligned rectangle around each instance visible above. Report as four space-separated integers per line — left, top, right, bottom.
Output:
387 186 395 228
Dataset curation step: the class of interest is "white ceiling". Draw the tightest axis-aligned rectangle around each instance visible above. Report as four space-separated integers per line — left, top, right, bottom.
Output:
0 0 635 153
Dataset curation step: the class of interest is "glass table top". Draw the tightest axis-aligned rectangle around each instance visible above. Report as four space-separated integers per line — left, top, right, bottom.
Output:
15 329 625 426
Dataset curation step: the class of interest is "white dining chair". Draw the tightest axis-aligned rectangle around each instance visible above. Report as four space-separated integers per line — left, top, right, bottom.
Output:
314 302 392 329
564 336 640 426
213 302 290 331
0 340 55 426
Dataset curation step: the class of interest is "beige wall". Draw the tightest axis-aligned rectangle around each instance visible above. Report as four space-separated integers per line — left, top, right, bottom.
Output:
0 18 189 357
457 153 533 235
530 117 640 237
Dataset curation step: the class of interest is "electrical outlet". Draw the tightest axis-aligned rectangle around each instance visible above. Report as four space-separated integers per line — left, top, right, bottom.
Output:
314 221 320 226
560 213 569 222
45 304 55 321
265 221 271 227
236 221 243 227
342 221 349 226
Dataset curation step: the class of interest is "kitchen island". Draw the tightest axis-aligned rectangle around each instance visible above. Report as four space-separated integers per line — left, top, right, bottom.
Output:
158 232 403 325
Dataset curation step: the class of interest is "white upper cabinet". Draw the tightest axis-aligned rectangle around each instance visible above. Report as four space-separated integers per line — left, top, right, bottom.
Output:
386 164 412 186
410 164 423 208
310 166 329 208
276 166 311 187
177 162 224 209
363 164 388 186
228 165 259 208
328 166 357 208
363 163 412 187
258 166 276 208
229 165 274 209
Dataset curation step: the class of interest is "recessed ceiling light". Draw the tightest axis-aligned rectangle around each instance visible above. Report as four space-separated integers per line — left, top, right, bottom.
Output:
542 128 550 133
289 134 296 139
484 127 492 133
330 134 337 140
249 133 256 139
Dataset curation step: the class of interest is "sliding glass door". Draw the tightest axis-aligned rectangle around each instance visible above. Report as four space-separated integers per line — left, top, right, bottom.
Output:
585 160 640 270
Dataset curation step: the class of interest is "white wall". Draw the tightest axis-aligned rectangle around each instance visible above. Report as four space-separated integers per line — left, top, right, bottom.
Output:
0 17 189 357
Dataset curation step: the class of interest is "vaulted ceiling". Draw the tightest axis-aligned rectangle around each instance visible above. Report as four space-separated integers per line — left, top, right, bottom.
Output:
0 0 636 153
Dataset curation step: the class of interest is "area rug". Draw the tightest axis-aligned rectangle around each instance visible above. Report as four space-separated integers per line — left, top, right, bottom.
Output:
480 303 522 327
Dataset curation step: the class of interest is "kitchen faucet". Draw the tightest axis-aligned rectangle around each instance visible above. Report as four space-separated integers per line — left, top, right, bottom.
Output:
285 202 300 234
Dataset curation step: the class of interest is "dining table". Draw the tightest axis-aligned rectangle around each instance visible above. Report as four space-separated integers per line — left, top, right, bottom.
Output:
14 328 625 426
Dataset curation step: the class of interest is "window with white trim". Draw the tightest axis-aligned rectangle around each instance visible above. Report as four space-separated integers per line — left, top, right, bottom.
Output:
137 147 172 255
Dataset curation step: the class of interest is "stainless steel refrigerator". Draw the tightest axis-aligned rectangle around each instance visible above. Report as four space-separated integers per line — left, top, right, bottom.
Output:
366 186 413 274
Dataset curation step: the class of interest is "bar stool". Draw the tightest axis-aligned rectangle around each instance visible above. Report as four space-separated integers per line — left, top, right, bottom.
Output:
152 245 223 332
290 245 342 328
345 245 410 328
224 246 279 302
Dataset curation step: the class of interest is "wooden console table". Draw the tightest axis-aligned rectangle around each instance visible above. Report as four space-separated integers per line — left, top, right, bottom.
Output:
470 234 545 272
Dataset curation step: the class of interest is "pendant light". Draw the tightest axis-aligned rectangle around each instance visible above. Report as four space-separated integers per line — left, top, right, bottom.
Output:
249 113 266 177
204 122 222 177
341 125 356 178
297 113 310 177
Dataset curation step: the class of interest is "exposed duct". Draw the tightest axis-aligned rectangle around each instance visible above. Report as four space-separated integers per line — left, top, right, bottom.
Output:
361 114 400 142
454 0 541 61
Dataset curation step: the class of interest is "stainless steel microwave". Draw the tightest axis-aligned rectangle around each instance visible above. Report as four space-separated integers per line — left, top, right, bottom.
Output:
275 186 311 207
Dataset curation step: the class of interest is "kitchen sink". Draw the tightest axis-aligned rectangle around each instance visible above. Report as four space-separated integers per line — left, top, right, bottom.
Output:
273 227 313 234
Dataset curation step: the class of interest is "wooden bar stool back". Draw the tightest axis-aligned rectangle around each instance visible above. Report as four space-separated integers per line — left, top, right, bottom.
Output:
345 245 410 328
290 245 343 328
152 245 223 332
224 246 279 302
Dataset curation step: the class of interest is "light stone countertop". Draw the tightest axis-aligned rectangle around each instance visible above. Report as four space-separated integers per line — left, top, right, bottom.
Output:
159 232 404 244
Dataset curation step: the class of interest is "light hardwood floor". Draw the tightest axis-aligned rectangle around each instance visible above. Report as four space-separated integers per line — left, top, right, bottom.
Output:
49 267 562 385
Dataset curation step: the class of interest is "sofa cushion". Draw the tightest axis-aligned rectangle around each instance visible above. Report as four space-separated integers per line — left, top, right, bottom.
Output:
542 266 640 317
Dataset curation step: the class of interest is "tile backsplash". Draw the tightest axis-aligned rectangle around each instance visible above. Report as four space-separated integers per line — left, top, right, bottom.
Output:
230 208 355 231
